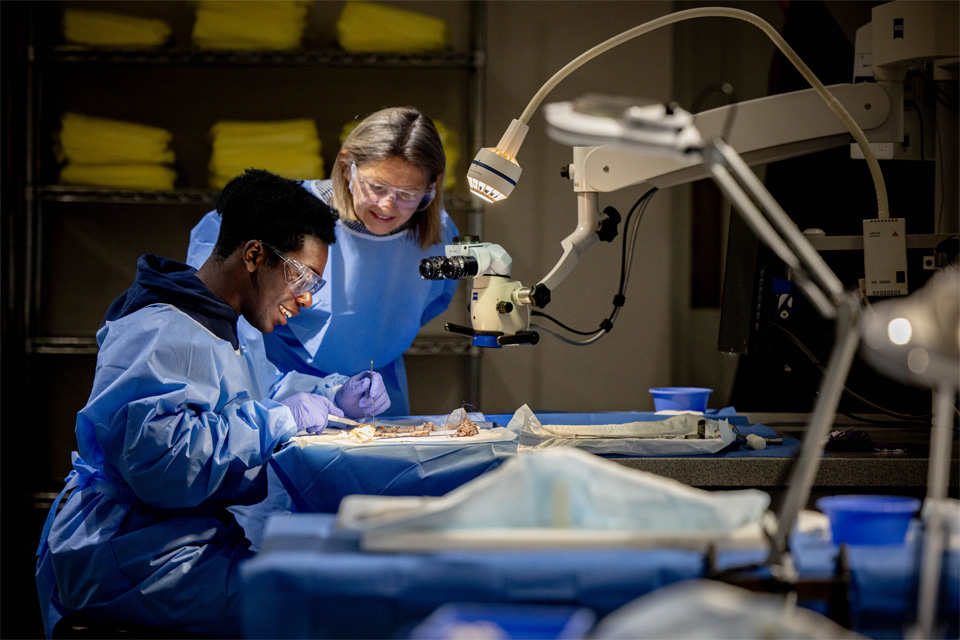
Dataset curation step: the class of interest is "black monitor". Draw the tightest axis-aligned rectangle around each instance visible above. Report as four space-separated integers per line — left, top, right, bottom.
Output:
715 0 952 418
718 149 942 417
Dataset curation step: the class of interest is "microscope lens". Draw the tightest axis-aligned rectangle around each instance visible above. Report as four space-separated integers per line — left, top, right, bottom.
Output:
442 256 479 279
419 257 447 280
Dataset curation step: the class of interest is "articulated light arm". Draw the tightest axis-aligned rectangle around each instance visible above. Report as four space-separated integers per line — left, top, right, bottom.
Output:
551 82 895 192
693 136 862 553
470 6 890 217
703 139 846 318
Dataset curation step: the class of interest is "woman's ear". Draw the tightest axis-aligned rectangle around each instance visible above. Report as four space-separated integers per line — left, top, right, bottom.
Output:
242 240 264 273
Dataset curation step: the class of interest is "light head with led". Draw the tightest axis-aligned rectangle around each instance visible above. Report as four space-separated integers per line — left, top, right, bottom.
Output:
466 119 528 203
860 267 960 389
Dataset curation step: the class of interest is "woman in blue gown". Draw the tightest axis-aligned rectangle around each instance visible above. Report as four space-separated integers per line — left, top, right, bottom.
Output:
187 107 460 417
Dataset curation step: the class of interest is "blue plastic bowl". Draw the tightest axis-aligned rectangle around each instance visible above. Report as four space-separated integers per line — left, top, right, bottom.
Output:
648 387 713 412
816 495 920 545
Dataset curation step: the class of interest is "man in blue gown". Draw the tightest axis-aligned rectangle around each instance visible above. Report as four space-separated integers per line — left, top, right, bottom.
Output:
35 169 389 638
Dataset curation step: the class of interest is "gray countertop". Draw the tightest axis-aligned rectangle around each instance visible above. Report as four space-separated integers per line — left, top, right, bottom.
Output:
611 412 959 493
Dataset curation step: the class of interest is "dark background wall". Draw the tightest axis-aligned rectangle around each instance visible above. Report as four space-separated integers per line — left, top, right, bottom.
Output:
2 2 481 636
3 2 956 638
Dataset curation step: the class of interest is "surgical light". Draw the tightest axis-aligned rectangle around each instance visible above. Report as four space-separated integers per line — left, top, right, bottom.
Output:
858 266 959 640
861 267 959 389
467 119 528 203
887 317 913 345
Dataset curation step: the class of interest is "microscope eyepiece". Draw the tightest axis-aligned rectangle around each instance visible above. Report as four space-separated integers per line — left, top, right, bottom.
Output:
419 256 480 280
441 256 479 280
419 256 447 280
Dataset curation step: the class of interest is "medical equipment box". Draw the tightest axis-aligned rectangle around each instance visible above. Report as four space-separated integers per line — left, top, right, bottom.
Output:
862 217 908 297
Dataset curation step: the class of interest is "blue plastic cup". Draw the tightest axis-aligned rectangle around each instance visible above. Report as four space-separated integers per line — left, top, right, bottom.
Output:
816 495 921 545
648 387 713 412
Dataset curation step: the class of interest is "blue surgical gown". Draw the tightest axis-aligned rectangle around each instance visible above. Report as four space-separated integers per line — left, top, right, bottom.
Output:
186 179 460 416
35 303 346 638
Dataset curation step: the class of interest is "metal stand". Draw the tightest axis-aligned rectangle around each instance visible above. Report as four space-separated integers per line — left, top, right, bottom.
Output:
911 382 958 640
773 300 862 552
703 137 959 636
701 138 862 556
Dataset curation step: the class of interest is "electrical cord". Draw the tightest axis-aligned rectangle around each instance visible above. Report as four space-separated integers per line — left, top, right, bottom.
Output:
934 77 959 111
530 188 658 343
935 120 949 233
533 188 656 335
843 399 960 424
919 73 957 232
769 322 939 421
618 190 658 309
903 98 924 160
530 311 596 336
839 410 928 426
936 91 958 110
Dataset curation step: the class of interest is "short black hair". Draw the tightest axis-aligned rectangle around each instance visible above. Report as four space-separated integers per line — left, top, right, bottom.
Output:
213 169 336 261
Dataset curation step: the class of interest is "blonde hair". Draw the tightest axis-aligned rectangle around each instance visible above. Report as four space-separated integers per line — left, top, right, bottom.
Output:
331 107 446 249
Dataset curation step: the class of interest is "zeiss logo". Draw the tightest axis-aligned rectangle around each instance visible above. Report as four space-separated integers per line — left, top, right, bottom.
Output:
893 18 903 39
472 292 478 300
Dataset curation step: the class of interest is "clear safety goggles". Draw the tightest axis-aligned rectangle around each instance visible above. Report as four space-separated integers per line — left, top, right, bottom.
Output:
261 241 325 297
349 162 436 214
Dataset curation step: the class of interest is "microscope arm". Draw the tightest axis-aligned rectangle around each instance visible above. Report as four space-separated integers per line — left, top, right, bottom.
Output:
551 82 895 193
528 81 894 307
534 192 601 295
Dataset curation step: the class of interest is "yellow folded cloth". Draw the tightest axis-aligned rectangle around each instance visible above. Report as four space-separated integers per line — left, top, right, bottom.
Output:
211 120 321 154
63 9 171 47
59 164 177 190
338 117 460 191
209 119 323 188
209 153 324 189
433 120 460 191
57 113 175 165
193 1 311 50
336 1 450 53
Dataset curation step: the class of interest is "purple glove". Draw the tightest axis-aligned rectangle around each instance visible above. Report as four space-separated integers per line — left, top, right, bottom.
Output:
334 371 391 419
279 393 344 435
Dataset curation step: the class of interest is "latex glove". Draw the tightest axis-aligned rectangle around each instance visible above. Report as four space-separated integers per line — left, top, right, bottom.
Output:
279 393 344 435
334 371 391 419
